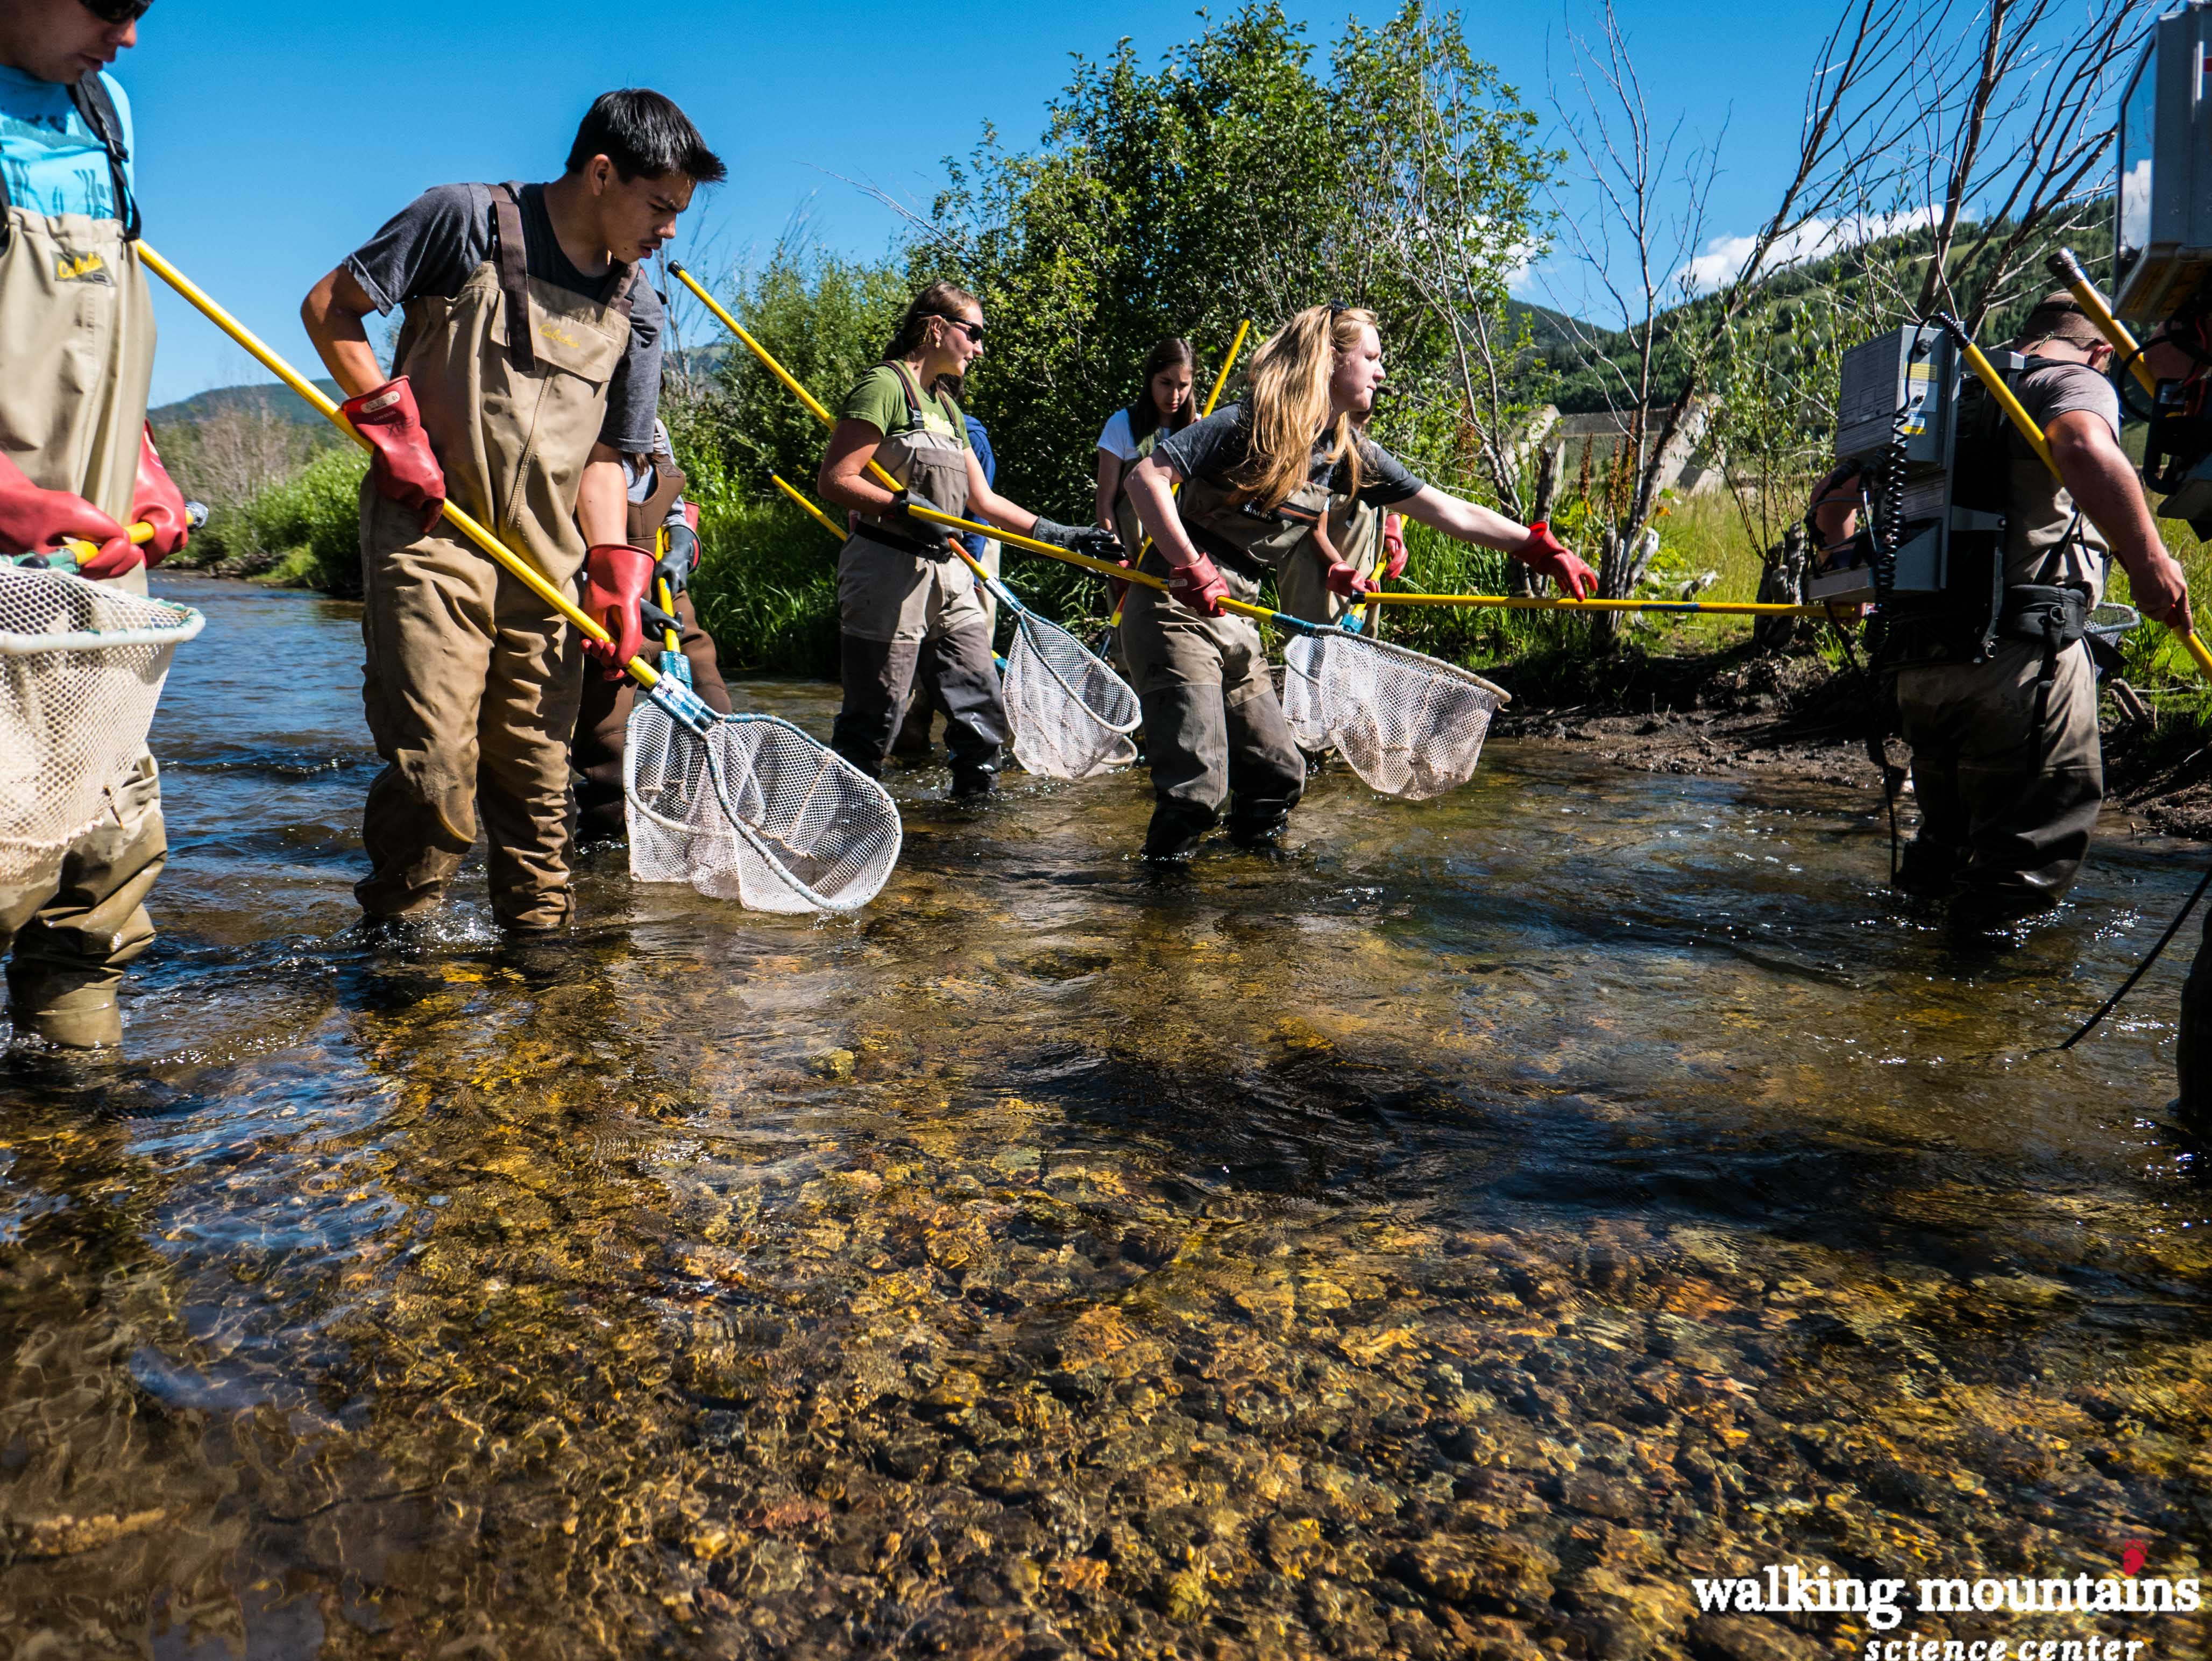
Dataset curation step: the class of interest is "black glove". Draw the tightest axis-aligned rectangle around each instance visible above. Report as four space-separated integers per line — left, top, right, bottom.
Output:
1029 515 1122 560
890 487 948 532
653 522 699 598
641 595 683 641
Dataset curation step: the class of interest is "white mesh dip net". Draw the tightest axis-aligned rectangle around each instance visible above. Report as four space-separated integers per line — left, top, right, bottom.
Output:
0 566 203 884
1280 626 1509 801
1002 609 1139 779
625 703 902 914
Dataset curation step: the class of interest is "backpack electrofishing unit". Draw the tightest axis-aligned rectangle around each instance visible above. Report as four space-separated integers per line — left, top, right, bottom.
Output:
1807 324 2015 668
2116 0 2212 535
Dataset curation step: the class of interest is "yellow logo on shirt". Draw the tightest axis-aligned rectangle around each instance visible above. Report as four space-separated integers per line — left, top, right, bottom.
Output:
54 249 109 285
538 321 584 350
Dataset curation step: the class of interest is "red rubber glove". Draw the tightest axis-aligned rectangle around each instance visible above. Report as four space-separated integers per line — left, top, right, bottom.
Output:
1381 512 1407 581
341 377 445 536
0 452 131 573
1323 559 1376 599
131 429 192 565
1166 553 1230 617
1516 521 1597 601
581 542 653 678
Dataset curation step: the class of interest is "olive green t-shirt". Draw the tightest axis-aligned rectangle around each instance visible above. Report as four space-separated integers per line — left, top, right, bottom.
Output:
836 364 970 448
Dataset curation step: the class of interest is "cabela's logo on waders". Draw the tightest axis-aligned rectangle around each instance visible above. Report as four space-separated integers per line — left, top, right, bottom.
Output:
53 247 110 286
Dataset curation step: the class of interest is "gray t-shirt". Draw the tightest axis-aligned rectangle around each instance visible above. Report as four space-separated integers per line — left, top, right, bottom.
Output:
343 181 664 453
1154 402 1425 507
2007 358 2120 595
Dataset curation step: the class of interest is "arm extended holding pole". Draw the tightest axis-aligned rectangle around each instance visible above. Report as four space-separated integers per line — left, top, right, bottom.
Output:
1932 311 2209 677
145 243 712 727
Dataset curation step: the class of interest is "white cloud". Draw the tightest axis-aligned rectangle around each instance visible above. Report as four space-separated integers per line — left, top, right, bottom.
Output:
1674 209 1940 296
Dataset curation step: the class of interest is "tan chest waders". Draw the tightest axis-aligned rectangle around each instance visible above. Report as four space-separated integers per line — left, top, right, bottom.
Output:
0 70 167 1045
829 364 1006 784
1117 470 1323 858
356 183 637 930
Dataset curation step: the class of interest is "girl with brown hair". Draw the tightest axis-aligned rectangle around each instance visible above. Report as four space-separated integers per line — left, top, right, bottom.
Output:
817 280 1119 796
1094 336 1197 550
1120 302 1597 857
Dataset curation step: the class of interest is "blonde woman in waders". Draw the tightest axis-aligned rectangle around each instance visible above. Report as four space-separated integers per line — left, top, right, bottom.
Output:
1122 302 1599 858
1095 336 1197 552
0 0 196 1047
302 90 724 932
818 281 1121 797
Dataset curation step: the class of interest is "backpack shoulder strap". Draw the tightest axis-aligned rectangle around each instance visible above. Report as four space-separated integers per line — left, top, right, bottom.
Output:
67 72 138 240
492 182 536 373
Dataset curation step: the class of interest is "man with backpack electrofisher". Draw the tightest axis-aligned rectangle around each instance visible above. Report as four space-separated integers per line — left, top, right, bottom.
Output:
1813 293 2189 934
0 0 195 1048
301 89 723 933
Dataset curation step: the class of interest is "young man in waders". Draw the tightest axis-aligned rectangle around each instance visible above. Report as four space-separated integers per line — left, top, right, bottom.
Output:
817 281 1119 797
1812 294 2188 933
301 90 724 931
569 416 731 840
1122 303 1596 857
0 0 196 1047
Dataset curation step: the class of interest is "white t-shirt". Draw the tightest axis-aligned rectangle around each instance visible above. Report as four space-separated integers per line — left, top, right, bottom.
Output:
1096 407 1141 462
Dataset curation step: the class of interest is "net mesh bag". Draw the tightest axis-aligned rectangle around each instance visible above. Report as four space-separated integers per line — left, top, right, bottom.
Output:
0 566 203 885
1292 626 1509 801
1001 611 1139 779
626 705 903 914
1280 632 1332 750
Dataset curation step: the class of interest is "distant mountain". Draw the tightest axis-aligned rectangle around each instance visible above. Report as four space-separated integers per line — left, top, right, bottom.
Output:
149 379 344 429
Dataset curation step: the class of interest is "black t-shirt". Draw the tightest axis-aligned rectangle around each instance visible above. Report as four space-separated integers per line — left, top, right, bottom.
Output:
1152 402 1425 507
342 181 664 453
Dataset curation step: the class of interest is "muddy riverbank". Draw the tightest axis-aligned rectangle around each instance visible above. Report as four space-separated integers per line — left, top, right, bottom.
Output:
2 579 2207 1660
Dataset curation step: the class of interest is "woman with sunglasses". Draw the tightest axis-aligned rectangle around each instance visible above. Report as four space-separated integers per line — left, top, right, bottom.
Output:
0 0 195 1047
818 280 1119 797
1120 302 1598 858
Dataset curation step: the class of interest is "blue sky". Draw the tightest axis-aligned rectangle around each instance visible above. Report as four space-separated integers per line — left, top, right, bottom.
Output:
127 0 1832 406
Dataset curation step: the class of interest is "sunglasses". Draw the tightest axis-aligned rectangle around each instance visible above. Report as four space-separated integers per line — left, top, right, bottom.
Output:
80 0 153 22
931 314 987 344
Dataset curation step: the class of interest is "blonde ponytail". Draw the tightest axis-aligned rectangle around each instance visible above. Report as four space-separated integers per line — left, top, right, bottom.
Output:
1228 303 1378 509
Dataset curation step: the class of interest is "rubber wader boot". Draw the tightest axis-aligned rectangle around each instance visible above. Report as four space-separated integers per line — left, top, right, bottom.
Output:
6 969 122 1048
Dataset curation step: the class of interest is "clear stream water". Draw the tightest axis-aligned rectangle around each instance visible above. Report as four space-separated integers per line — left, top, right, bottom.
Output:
1 578 2206 1660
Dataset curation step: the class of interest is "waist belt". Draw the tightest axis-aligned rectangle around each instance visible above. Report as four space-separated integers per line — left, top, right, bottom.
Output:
1996 583 2091 728
853 521 956 559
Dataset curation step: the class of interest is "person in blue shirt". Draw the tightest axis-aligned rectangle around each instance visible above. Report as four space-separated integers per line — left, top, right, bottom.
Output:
0 0 196 1050
894 401 1004 758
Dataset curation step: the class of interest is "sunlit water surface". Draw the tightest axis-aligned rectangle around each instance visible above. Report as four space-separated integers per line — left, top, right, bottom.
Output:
2 579 2207 1660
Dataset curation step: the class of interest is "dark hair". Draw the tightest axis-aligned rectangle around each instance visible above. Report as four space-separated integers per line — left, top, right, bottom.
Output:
566 90 727 185
887 280 980 359
1128 336 1197 441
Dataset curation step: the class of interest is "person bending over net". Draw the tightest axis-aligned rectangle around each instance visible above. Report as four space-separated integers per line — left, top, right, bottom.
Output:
816 281 1118 798
1121 302 1597 859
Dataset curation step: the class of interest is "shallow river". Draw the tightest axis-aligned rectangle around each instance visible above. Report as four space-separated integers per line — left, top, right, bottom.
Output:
2 578 2208 1660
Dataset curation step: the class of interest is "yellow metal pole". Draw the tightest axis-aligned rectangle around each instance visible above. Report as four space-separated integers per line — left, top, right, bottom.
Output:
1937 310 2212 679
2047 249 2156 399
57 519 157 565
137 243 668 691
655 572 680 658
1370 590 1840 619
1109 318 1250 634
668 264 838 425
770 472 848 541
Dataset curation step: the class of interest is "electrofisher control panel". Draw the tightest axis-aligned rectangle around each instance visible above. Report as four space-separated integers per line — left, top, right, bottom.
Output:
2114 1 2212 325
1808 324 2008 606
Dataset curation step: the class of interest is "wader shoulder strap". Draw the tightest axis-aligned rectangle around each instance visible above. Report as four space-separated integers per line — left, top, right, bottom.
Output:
606 261 639 319
0 74 139 252
492 182 536 374
67 72 137 242
885 361 938 436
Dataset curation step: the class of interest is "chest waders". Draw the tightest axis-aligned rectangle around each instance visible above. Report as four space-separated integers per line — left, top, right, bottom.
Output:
1118 472 1331 857
570 441 733 839
1883 340 2109 928
356 183 637 931
828 363 1007 789
1276 494 1382 629
0 70 168 1046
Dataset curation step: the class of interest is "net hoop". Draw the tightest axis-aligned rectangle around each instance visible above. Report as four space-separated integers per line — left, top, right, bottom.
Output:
625 707 903 915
